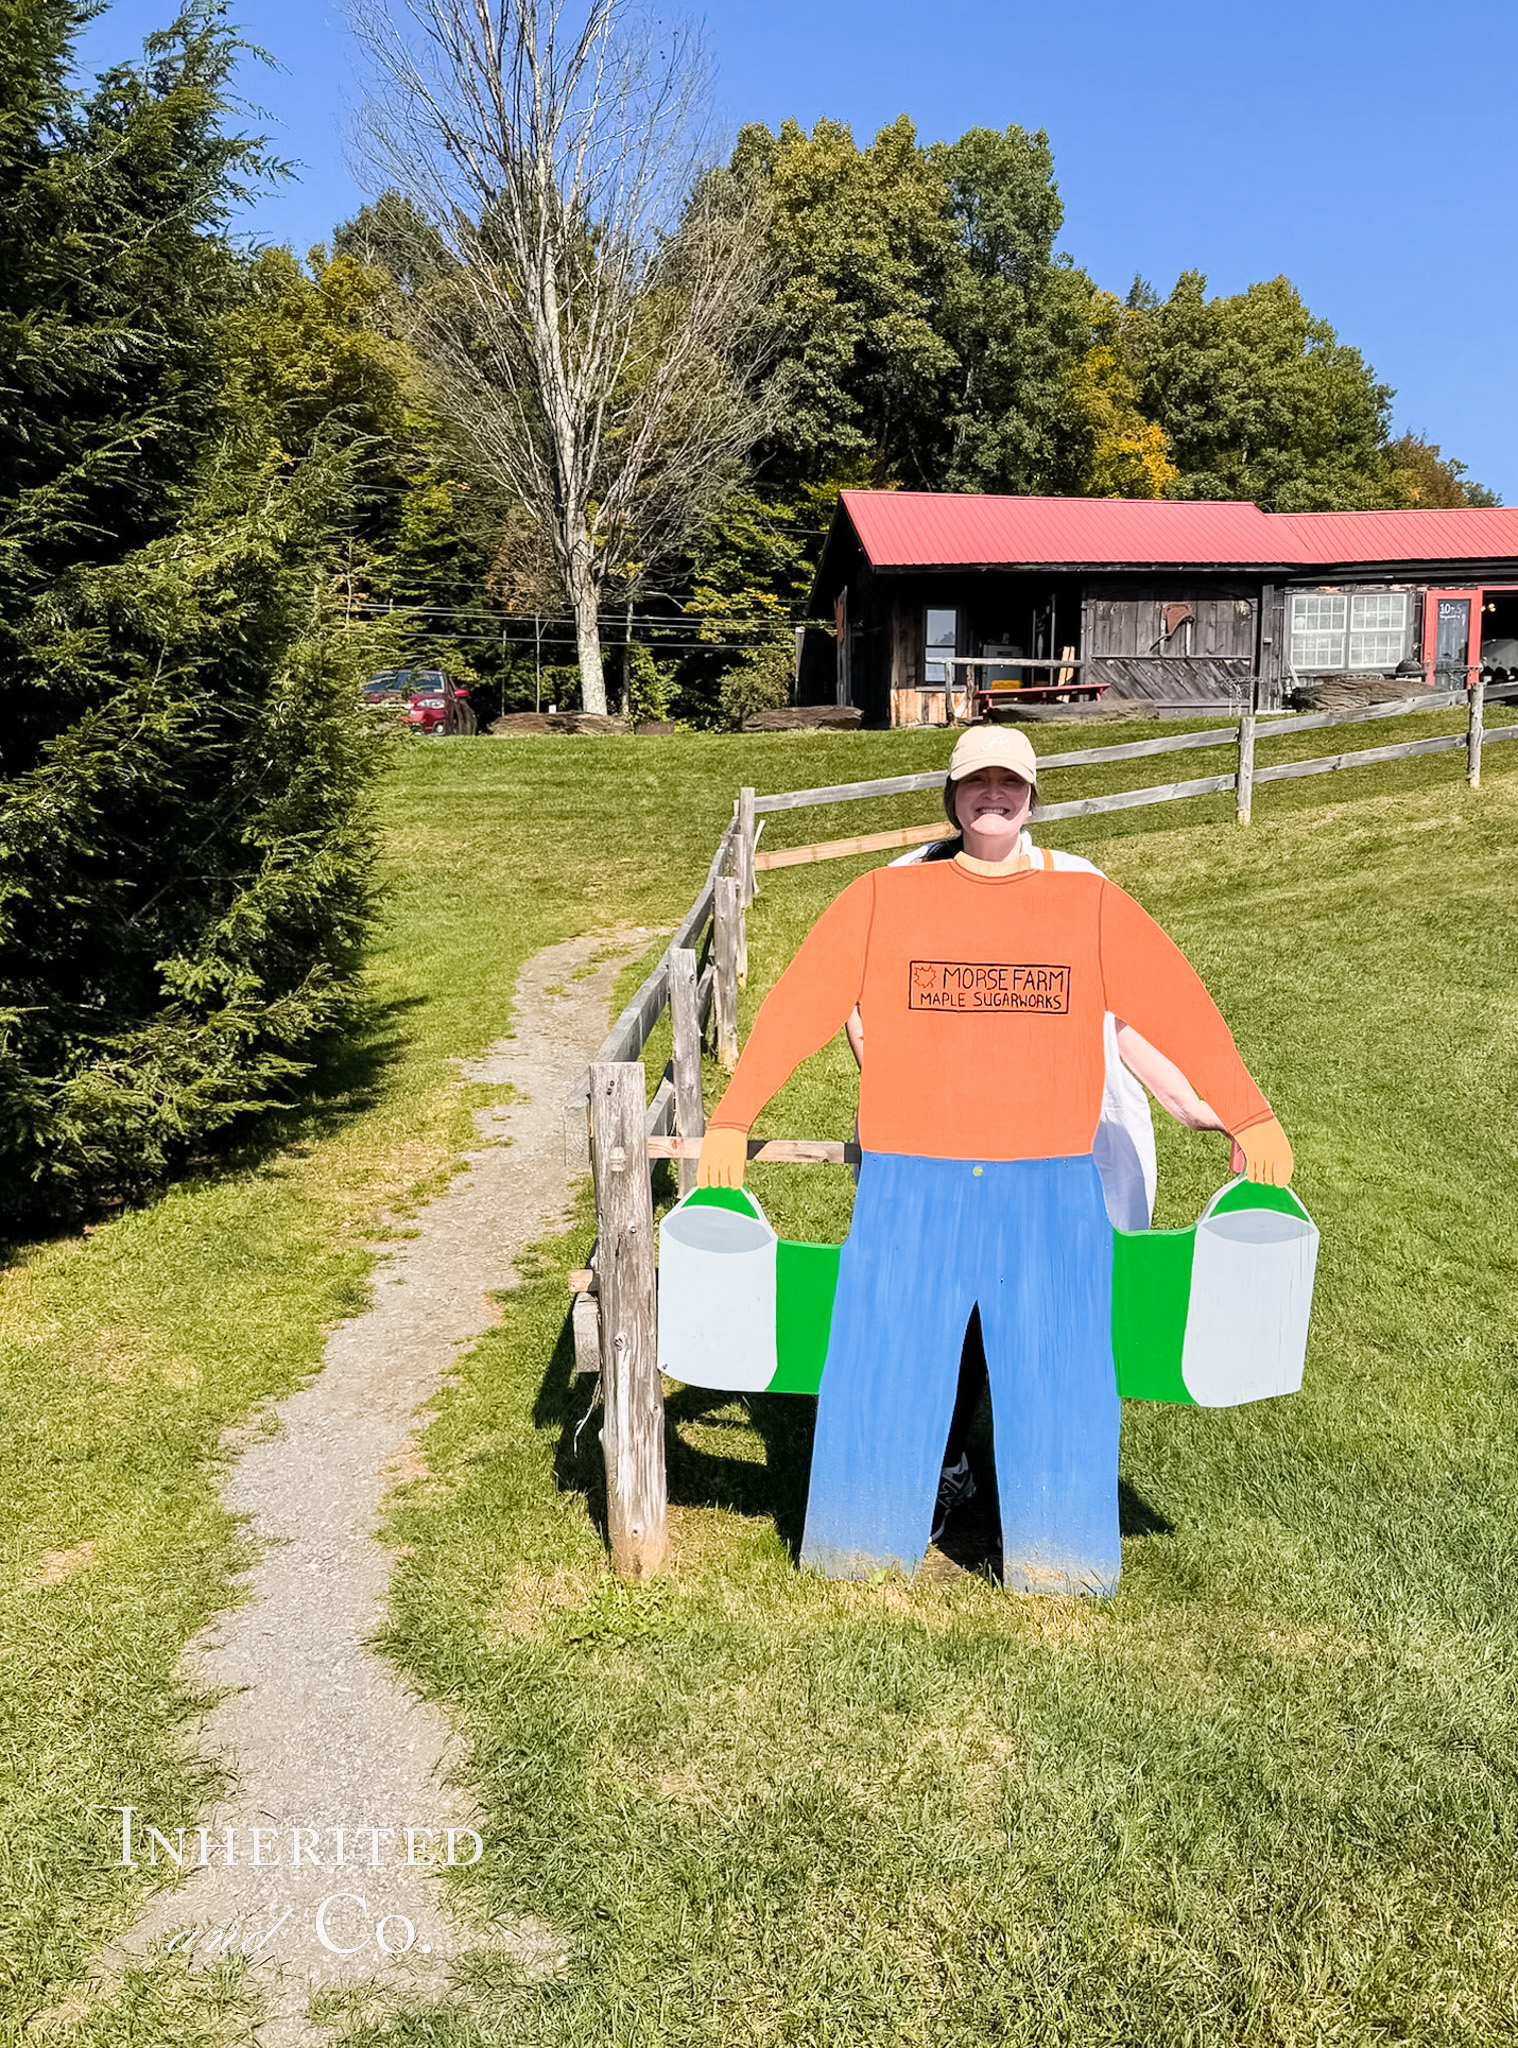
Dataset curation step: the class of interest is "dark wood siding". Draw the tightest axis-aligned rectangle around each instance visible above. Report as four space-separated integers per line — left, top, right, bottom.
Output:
1082 580 1258 703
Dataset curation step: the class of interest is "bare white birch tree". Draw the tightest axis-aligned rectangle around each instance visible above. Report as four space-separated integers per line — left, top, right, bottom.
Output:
349 0 768 713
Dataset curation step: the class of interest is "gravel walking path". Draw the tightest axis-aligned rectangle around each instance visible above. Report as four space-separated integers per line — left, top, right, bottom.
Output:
98 928 655 2044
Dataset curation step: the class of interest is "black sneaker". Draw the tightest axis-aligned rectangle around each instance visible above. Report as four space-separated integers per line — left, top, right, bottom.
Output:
931 1454 977 1543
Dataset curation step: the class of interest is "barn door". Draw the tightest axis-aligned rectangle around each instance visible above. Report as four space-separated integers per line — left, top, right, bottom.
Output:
1424 589 1480 690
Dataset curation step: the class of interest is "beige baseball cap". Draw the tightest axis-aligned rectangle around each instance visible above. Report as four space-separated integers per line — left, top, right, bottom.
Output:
947 724 1039 789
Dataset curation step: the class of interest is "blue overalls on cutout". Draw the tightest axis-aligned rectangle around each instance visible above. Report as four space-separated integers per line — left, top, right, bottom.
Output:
798 1150 1120 1594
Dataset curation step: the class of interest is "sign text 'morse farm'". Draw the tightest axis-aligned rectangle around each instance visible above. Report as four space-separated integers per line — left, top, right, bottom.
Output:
907 961 1072 1015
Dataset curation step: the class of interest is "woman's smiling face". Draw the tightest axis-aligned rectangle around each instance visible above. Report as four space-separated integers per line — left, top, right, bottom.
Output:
953 764 1034 858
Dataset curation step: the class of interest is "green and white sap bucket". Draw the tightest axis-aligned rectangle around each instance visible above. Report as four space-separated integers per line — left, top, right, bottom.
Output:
656 1187 838 1394
657 1178 1317 1407
1112 1178 1319 1406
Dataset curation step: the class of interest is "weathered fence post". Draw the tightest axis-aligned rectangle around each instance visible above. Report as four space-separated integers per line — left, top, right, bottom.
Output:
738 786 757 903
713 876 740 1069
1468 668 1485 788
669 947 705 1199
1235 708 1256 825
589 1061 666 1578
726 823 750 989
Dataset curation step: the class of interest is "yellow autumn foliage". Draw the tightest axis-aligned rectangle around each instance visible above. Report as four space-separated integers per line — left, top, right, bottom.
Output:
1066 293 1176 499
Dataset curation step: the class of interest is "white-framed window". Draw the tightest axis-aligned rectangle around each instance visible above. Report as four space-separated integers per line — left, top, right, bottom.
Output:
1290 590 1408 672
1348 591 1408 670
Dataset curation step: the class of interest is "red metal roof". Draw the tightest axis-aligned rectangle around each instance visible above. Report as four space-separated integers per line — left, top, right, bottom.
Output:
838 490 1518 571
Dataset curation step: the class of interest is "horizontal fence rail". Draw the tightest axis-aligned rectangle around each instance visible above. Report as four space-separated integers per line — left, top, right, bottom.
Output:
750 687 1496 817
752 681 1516 863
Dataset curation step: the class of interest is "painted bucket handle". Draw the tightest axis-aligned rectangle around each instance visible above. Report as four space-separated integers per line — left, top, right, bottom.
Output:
1197 1175 1313 1228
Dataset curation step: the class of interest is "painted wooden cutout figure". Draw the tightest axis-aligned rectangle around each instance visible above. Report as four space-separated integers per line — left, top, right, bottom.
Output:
694 727 1295 1594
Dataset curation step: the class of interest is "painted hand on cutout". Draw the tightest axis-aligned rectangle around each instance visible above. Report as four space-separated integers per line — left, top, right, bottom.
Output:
697 1127 748 1188
1236 1115 1293 1187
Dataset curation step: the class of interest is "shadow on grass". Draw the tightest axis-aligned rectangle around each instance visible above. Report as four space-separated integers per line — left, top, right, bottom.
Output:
540 1294 1177 1577
538 1293 818 1558
0 991 426 1269
664 1386 818 1559
208 992 424 1177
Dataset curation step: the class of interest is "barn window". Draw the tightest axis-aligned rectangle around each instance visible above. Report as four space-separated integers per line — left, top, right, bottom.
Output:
1347 591 1408 669
1290 590 1408 672
1289 594 1347 670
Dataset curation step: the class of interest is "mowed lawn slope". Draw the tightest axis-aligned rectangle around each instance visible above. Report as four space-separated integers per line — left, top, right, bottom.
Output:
374 724 1518 2047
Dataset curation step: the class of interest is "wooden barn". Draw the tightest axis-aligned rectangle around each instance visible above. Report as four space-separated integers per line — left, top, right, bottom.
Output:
803 491 1518 725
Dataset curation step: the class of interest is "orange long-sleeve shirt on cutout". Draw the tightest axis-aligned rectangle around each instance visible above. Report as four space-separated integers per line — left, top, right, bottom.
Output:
710 861 1272 1161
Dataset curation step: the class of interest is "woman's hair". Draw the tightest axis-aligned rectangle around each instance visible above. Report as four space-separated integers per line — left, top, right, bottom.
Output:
919 775 964 860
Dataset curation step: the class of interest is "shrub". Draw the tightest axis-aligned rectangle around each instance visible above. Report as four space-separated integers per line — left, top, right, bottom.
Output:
626 644 679 723
717 640 794 729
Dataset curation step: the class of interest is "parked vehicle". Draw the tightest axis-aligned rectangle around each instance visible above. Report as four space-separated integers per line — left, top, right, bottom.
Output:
361 669 477 736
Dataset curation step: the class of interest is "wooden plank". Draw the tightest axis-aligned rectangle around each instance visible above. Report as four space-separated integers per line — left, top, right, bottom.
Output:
713 876 740 1070
751 733 1235 816
1035 773 1237 821
1037 726 1239 768
753 771 946 814
756 822 946 871
565 849 726 1111
1481 719 1518 745
646 1071 676 1138
591 961 668 1071
1253 732 1466 784
738 786 757 904
572 1291 601 1376
648 1136 862 1165
668 946 705 1200
749 685 1485 822
569 1268 595 1295
589 1062 666 1577
670 876 715 956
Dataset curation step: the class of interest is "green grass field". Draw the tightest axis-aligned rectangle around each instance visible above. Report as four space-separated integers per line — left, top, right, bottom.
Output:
6 714 1518 2045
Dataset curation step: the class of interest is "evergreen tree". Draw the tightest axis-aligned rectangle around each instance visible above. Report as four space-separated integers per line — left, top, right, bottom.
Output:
0 2 385 1226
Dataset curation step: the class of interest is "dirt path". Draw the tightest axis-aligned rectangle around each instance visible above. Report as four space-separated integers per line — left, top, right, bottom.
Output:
100 928 656 2044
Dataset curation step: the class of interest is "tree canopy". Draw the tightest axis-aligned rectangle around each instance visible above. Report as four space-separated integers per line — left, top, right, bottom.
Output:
320 108 1495 722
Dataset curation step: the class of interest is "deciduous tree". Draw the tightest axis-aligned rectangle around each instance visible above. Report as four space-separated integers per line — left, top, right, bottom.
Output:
1124 272 1396 510
350 0 770 714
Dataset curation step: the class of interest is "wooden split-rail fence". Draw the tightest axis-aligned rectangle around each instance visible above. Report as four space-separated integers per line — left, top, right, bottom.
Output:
564 678 1514 1575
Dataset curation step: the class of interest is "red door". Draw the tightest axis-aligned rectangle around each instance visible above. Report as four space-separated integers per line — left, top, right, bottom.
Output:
1423 589 1480 691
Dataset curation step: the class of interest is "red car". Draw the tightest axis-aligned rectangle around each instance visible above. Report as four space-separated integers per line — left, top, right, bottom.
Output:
361 670 476 736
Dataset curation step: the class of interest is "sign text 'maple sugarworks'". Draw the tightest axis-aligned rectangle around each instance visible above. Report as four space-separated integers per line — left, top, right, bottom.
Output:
907 961 1072 1015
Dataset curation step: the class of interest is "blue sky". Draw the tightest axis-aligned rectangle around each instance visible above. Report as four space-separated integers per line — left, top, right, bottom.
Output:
79 0 1518 497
